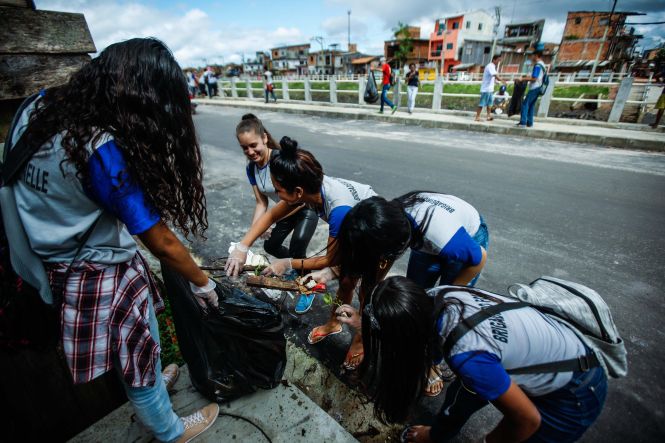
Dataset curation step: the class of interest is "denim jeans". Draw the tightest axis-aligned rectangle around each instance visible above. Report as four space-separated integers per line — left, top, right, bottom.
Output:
116 296 183 442
406 217 489 289
380 84 395 111
520 87 541 126
265 88 277 103
429 365 607 443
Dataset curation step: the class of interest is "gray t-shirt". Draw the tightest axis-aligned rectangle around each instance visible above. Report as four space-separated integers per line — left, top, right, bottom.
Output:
10 97 139 264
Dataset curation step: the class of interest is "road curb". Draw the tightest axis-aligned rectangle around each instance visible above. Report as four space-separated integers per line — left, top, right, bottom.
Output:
195 99 665 152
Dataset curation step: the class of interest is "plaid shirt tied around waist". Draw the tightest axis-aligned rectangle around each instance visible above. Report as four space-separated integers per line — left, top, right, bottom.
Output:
47 252 165 387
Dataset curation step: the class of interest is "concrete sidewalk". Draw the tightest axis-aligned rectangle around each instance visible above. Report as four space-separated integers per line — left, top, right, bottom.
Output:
194 98 665 152
70 365 356 443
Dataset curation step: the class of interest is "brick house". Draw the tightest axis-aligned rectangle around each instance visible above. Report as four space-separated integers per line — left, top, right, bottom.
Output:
270 43 310 75
384 26 431 70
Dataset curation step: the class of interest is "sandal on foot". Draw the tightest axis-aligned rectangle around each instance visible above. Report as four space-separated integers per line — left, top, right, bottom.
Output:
342 350 364 371
400 426 412 443
307 324 343 344
424 374 444 397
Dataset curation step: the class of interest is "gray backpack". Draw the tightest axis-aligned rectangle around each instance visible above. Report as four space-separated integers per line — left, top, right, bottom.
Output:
508 276 628 378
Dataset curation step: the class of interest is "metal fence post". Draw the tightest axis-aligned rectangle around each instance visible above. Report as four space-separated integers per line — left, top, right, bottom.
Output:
537 77 556 118
358 76 366 105
304 77 312 102
282 79 290 100
608 77 633 123
246 77 253 99
330 77 337 104
393 77 401 107
231 77 238 98
432 76 443 110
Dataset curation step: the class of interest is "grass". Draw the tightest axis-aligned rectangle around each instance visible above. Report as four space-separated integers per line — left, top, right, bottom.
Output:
552 85 610 98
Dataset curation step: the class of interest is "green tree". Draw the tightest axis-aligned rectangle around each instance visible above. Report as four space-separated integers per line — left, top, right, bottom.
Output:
392 22 414 70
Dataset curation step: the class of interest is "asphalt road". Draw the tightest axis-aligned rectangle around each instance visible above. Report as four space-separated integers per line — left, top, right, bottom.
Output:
192 105 665 442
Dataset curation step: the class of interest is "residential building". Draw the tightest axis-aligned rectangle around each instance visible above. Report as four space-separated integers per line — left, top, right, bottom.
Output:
307 49 344 74
497 19 545 72
338 43 377 75
384 26 430 70
349 55 380 75
270 43 310 75
556 11 643 73
242 51 270 75
456 39 494 73
428 10 494 73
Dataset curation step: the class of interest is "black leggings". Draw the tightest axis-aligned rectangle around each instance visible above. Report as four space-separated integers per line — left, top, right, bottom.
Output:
263 207 318 258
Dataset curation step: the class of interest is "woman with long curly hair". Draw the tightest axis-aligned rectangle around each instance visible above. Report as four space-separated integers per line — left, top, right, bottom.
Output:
6 38 218 442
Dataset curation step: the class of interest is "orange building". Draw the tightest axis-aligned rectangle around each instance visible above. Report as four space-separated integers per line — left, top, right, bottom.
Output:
429 10 494 73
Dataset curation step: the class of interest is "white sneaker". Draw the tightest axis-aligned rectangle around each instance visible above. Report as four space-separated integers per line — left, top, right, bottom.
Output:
176 403 219 443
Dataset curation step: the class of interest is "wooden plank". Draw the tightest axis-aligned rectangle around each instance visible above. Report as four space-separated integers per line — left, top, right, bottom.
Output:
246 275 300 291
0 53 90 100
0 6 96 54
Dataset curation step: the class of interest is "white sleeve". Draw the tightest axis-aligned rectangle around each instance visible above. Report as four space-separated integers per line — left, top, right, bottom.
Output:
489 64 497 77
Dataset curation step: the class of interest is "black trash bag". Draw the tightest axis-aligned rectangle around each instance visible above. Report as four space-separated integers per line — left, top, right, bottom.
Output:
364 71 380 104
508 80 527 117
161 264 286 403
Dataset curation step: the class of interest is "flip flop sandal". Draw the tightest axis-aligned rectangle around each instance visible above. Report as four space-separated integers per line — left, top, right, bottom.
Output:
424 374 444 397
307 324 343 344
399 425 412 443
342 350 364 371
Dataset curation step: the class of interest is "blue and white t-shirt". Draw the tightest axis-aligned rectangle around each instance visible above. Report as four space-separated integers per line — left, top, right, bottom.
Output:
405 193 483 266
317 175 376 238
530 61 546 89
11 96 160 264
432 287 586 400
246 158 278 202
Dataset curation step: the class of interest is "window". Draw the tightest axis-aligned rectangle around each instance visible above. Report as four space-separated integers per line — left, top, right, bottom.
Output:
465 47 472 55
484 46 490 54
446 43 453 50
478 23 483 31
599 18 609 26
452 21 459 30
466 21 470 29
574 17 582 25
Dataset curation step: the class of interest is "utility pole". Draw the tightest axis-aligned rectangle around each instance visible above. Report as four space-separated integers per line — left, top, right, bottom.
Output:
590 0 618 79
330 43 339 75
490 6 501 62
347 10 351 51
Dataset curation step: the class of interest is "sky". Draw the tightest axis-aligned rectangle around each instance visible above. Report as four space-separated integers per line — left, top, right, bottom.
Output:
36 0 665 68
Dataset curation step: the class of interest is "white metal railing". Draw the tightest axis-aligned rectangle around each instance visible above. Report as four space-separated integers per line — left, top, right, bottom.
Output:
211 75 660 123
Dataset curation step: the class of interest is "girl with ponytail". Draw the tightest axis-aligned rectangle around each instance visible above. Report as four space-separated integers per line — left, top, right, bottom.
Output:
225 136 377 369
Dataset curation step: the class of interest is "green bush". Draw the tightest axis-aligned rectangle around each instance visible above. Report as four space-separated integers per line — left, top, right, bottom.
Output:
157 295 184 367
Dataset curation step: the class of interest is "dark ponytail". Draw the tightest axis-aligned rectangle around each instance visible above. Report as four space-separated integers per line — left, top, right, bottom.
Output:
270 136 324 193
236 113 279 149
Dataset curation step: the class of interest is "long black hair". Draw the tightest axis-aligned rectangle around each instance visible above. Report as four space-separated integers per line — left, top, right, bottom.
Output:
270 136 323 193
236 113 279 150
22 38 207 237
336 191 437 293
361 276 435 423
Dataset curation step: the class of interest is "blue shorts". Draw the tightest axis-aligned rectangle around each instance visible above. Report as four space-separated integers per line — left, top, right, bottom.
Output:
479 92 494 107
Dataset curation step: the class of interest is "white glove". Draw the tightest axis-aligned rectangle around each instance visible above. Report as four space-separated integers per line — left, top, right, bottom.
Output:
304 267 338 285
335 304 361 331
190 278 219 308
261 258 293 276
259 227 273 240
225 243 248 277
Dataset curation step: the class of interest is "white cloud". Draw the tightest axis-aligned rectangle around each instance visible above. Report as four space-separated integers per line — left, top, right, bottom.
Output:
35 0 304 67
542 19 565 43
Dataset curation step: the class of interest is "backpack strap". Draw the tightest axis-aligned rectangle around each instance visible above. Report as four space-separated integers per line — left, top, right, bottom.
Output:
507 353 600 375
1 93 41 186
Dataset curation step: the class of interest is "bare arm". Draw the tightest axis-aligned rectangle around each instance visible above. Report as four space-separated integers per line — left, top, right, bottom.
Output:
290 235 337 273
138 221 208 287
486 382 541 442
239 200 294 248
452 247 487 286
250 186 270 226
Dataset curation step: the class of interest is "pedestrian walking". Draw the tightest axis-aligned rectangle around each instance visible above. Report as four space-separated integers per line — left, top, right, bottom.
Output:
335 276 608 443
264 67 277 103
517 50 546 128
372 57 397 114
206 67 218 98
198 70 207 96
476 54 506 122
235 114 318 267
186 71 197 97
405 63 419 114
2 38 219 443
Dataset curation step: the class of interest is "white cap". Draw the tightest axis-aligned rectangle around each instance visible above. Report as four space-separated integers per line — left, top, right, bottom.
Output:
380 56 386 62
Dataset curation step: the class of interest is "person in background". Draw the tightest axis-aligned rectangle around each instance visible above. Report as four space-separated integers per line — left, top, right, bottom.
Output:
517 50 546 128
206 67 218 98
475 54 506 122
235 114 318 288
7 38 219 443
264 67 277 103
405 63 419 114
651 70 665 129
372 57 397 115
198 70 207 97
335 276 608 443
186 71 198 97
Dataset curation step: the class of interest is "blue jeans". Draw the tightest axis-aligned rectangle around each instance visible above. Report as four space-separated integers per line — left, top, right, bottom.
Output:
520 87 541 126
265 88 277 103
429 365 608 443
380 84 394 111
116 297 183 442
407 217 489 289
